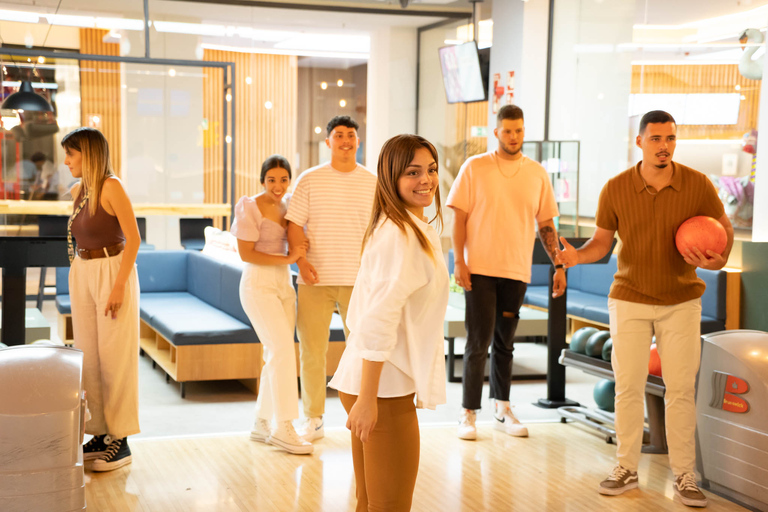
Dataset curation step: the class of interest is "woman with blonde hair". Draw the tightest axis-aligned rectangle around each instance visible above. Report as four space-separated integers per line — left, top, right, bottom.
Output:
64 127 141 471
329 134 449 511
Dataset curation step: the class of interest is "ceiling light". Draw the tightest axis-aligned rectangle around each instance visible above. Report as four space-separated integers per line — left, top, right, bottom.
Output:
169 68 176 77
339 99 346 107
45 14 96 28
0 9 39 23
37 56 45 64
274 34 370 54
264 101 273 109
225 135 232 144
226 93 232 102
95 17 144 31
245 77 252 85
314 126 321 134
321 82 328 90
337 79 344 87
154 21 226 37
1 81 54 112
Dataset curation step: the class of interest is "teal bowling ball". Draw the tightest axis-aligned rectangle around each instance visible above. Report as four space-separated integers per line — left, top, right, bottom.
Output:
586 331 611 358
570 327 598 354
593 379 616 412
602 339 613 361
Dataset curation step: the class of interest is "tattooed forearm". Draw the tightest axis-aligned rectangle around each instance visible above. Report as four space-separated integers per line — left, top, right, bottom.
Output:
538 225 559 265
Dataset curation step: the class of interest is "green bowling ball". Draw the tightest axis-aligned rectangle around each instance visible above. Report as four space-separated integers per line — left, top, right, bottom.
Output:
602 339 613 361
586 331 611 358
570 327 598 354
593 379 616 412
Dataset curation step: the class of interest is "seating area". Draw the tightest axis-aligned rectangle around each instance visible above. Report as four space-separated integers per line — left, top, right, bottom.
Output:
55 250 346 397
523 255 741 334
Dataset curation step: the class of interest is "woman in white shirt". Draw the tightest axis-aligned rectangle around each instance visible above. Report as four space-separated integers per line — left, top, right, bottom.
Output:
329 134 449 511
231 155 312 455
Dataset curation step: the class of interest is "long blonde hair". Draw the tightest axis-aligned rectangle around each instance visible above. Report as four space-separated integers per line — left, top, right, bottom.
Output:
363 134 443 259
61 128 114 216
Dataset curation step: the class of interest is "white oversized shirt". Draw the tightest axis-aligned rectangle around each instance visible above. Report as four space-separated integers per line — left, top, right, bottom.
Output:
329 212 449 410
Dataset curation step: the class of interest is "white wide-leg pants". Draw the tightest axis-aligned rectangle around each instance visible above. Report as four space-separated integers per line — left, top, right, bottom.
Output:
69 253 140 439
239 264 299 423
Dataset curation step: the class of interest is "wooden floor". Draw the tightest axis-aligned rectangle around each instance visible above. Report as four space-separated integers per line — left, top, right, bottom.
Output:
83 423 748 512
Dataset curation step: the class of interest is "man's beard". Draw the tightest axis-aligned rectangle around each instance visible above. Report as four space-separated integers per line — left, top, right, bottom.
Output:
500 143 521 157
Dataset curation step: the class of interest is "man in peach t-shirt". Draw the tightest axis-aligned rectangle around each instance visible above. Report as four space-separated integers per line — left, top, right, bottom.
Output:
447 104 566 441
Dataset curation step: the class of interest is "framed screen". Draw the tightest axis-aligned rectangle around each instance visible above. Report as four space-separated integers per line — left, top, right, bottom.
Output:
438 41 487 103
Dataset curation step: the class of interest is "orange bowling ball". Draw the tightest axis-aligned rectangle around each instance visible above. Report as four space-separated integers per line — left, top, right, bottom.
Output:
649 343 662 377
675 216 727 257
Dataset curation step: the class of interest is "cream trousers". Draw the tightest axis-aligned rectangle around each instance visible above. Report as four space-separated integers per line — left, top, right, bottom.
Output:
609 297 702 476
240 264 300 422
69 253 140 439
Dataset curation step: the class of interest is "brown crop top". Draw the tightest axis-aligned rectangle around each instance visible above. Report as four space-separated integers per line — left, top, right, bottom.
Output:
70 185 125 250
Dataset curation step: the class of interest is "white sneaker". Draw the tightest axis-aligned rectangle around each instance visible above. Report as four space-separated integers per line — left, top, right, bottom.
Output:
493 402 529 437
250 418 271 443
297 416 324 442
268 421 314 455
457 409 477 440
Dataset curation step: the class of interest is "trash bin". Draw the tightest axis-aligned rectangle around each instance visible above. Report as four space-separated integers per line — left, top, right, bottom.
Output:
697 330 768 512
0 345 86 512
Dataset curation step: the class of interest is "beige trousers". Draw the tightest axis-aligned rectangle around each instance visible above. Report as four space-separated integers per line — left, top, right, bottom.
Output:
609 297 702 475
297 284 352 418
69 253 140 439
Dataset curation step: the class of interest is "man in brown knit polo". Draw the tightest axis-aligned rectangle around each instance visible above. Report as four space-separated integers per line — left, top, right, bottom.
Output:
559 110 733 508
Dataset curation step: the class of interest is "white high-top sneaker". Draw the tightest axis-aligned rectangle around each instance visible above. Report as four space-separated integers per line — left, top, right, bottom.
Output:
297 416 325 442
250 418 271 443
493 401 529 437
268 421 314 455
457 409 477 440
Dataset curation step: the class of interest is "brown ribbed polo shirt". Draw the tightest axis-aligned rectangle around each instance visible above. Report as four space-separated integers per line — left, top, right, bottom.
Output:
595 161 725 306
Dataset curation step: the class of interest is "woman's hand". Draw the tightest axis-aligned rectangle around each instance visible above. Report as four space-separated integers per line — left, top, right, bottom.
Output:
347 396 378 443
105 283 125 319
288 242 307 263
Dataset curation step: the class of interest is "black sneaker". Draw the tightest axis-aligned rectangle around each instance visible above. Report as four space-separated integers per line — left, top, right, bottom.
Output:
91 437 132 472
83 434 111 461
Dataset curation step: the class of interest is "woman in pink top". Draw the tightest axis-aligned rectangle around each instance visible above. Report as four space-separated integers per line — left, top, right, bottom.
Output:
231 155 311 455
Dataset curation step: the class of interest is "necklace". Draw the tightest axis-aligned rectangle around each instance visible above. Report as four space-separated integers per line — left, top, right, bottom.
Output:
496 154 525 178
638 172 658 196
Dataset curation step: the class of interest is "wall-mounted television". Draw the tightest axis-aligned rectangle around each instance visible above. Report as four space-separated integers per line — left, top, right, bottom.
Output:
438 41 489 104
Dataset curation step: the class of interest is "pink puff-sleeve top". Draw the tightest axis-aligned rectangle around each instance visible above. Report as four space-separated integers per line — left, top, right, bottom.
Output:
230 195 288 256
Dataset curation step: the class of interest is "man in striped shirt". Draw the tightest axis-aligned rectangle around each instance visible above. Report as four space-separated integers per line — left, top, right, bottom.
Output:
286 116 377 442
559 110 733 508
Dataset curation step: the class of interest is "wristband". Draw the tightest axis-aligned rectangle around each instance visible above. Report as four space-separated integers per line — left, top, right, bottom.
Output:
554 264 564 269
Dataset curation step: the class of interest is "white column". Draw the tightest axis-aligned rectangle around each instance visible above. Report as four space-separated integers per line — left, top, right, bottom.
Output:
366 26 418 169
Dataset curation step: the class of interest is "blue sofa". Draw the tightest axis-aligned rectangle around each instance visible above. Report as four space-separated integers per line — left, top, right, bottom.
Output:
524 255 730 334
445 251 737 335
56 251 346 397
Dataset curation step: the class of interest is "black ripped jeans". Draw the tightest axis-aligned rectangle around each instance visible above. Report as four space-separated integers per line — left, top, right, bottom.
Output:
461 274 527 411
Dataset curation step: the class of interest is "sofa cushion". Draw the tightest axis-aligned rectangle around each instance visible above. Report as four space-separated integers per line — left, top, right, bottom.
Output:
574 255 617 296
55 295 71 315
524 286 549 309
56 266 69 295
697 268 726 321
530 264 549 286
136 250 189 293
566 290 609 319
146 294 258 346
580 305 610 325
139 292 196 323
219 262 251 326
187 252 223 309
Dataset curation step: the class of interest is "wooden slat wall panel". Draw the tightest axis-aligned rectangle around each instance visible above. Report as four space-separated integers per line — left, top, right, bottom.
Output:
79 28 121 176
203 50 297 222
631 64 760 140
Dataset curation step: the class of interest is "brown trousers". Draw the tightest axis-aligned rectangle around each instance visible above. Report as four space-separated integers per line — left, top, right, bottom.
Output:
339 392 420 512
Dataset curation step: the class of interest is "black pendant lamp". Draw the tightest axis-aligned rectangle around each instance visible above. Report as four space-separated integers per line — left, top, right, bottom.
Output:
2 80 53 112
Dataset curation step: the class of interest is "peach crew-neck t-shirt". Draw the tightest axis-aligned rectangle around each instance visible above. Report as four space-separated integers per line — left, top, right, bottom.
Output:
446 152 559 283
